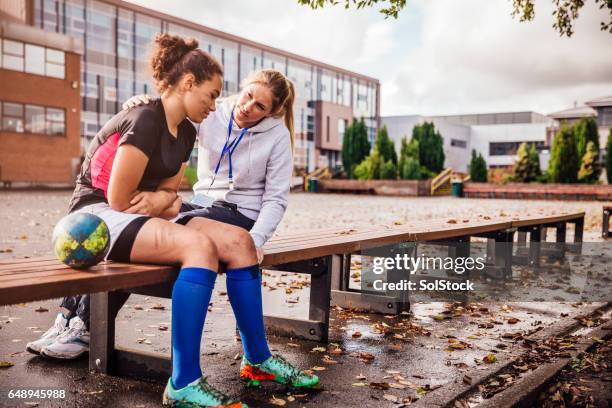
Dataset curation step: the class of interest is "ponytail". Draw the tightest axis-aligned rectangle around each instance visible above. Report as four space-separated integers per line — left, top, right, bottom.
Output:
282 79 295 151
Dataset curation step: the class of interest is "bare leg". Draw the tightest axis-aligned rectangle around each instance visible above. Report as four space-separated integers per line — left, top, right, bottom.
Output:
184 217 258 268
129 218 218 269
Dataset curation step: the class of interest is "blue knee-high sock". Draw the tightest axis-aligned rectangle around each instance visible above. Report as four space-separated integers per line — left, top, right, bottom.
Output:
171 267 217 389
226 264 272 364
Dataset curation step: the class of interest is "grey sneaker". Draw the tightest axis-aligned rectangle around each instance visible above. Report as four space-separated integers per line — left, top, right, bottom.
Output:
26 313 69 355
41 316 89 359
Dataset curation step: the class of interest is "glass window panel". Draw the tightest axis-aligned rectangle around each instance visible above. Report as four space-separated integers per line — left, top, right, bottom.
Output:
3 102 23 117
46 62 65 78
25 44 46 75
48 121 65 135
46 107 65 122
3 55 24 71
25 105 46 133
3 40 23 55
46 48 64 64
2 117 24 132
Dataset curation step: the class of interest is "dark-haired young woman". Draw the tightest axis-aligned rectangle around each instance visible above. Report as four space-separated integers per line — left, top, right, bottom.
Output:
25 33 257 407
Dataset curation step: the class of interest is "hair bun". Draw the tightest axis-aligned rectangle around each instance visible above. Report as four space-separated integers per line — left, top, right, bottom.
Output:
151 33 199 83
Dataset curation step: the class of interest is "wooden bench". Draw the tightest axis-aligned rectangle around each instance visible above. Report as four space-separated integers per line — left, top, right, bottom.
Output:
0 211 585 381
604 205 612 238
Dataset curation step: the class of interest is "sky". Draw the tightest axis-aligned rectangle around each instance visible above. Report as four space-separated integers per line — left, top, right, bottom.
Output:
126 0 612 117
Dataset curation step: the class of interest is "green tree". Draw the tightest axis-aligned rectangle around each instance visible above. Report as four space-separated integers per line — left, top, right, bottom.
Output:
511 0 611 37
549 125 579 183
353 118 371 168
400 157 422 180
398 137 421 180
513 142 541 182
578 141 601 183
341 118 371 179
469 150 488 182
573 117 600 166
411 122 445 173
607 129 612 184
341 121 354 178
375 125 397 164
379 159 397 179
354 147 381 180
298 0 612 37
297 0 406 18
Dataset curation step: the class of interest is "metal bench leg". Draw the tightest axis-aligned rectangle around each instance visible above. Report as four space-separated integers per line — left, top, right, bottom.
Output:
90 291 130 374
307 255 338 342
552 221 567 260
264 256 336 342
528 225 542 268
603 209 611 238
569 218 584 253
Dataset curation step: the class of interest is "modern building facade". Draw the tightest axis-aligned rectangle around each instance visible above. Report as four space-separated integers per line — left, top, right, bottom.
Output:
4 0 380 176
382 111 553 173
0 15 82 185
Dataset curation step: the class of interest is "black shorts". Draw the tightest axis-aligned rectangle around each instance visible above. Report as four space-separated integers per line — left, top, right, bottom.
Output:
107 216 151 263
176 200 255 231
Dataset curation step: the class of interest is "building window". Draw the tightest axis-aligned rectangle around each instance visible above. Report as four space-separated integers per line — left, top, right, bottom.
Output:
451 139 467 148
1 102 24 133
338 118 346 138
1 39 65 79
46 48 65 78
1 101 65 136
2 39 24 71
489 141 545 156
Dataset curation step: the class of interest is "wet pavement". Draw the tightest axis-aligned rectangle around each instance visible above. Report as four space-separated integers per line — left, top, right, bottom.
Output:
0 191 610 407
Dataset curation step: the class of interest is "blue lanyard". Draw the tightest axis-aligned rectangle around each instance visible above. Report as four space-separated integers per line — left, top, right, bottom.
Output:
211 110 248 189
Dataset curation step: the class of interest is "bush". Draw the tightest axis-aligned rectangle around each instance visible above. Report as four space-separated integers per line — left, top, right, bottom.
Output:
412 122 445 173
379 159 397 180
578 141 601 183
549 125 579 183
469 149 488 182
573 117 599 166
354 147 381 180
342 118 371 179
375 126 397 165
513 142 541 182
400 157 422 180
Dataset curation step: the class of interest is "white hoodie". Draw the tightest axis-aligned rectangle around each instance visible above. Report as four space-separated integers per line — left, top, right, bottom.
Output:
192 99 293 248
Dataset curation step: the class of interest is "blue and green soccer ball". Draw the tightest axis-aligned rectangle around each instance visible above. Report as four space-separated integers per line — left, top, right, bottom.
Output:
52 213 110 269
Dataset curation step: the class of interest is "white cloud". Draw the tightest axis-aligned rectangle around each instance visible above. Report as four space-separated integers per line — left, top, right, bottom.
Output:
127 0 612 116
384 0 612 115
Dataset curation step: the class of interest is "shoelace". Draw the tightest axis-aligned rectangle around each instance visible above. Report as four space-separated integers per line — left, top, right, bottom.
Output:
196 378 232 403
271 355 302 379
56 325 86 342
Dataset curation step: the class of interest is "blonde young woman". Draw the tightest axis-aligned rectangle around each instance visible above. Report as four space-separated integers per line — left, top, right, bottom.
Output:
124 69 319 404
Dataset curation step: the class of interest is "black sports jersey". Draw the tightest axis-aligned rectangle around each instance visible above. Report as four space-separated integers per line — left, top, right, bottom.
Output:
68 99 196 212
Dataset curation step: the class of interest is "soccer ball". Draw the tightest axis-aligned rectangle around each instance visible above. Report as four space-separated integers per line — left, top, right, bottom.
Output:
52 213 110 269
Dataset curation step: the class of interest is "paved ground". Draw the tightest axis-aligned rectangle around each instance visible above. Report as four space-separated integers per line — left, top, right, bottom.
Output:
0 191 609 407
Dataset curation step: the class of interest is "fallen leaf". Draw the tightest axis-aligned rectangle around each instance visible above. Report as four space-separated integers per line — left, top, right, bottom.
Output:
270 396 286 406
34 307 48 313
352 331 362 338
483 353 497 364
311 346 326 353
0 361 14 368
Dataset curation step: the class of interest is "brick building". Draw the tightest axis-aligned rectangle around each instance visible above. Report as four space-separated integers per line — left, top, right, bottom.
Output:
0 14 82 185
